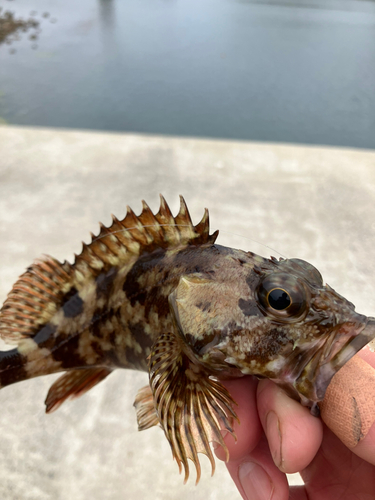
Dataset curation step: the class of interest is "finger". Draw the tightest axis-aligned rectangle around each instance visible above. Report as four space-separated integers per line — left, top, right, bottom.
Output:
226 436 290 500
320 348 375 465
300 424 375 498
215 376 262 462
289 485 308 500
344 347 375 465
358 343 375 368
353 422 375 465
216 377 289 500
257 379 323 473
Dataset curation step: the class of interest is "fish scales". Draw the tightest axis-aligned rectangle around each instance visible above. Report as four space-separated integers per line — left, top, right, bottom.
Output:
1 195 375 484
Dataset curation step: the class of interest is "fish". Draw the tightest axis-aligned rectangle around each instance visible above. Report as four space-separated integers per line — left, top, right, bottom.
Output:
0 195 374 484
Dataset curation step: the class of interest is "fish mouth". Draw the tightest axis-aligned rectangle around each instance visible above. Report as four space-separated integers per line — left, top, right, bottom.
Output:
294 314 375 405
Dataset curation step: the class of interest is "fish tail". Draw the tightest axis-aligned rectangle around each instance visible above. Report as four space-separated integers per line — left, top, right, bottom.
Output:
0 346 33 389
0 254 75 390
0 335 64 389
0 339 113 414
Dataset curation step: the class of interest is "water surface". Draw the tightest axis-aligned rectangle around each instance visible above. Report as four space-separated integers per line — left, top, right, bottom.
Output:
0 0 374 148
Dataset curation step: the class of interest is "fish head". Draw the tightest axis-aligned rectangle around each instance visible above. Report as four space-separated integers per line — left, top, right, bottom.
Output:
170 253 375 409
251 257 375 406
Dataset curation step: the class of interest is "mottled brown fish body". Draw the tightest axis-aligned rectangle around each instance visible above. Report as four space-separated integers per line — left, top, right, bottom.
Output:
1 196 375 483
0 243 256 385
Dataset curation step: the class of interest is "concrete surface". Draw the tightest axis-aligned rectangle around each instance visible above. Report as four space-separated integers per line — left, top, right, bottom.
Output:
0 125 375 499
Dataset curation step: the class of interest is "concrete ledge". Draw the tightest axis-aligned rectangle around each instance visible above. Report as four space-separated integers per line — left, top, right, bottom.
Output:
1 125 375 499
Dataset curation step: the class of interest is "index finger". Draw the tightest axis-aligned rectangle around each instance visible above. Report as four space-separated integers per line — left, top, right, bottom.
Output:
215 376 262 462
320 347 375 465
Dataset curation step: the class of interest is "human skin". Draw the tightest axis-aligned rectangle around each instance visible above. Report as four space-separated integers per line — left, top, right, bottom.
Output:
215 349 375 500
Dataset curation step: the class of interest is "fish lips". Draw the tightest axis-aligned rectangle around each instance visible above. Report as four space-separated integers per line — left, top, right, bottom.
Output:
295 313 375 404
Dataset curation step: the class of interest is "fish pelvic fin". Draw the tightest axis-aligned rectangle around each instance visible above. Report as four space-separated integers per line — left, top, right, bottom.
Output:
147 331 238 485
134 384 160 431
45 367 112 413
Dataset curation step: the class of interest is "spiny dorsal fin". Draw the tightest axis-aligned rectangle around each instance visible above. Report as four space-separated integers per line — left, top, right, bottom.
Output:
0 256 73 344
45 368 112 413
148 331 238 484
74 195 218 278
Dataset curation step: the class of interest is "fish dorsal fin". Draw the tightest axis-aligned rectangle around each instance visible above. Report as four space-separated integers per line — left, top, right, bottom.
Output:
45 367 112 413
147 331 238 484
0 256 73 344
74 195 218 278
0 196 217 345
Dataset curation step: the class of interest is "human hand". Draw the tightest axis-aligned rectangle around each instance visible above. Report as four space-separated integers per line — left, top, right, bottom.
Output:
216 349 375 500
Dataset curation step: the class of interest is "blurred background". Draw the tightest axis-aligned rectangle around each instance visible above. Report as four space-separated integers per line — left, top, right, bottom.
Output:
0 0 374 148
1 1 375 500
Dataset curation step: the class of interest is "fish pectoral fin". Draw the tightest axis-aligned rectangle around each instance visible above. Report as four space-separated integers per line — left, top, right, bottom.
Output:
45 367 112 413
149 332 238 485
133 384 160 431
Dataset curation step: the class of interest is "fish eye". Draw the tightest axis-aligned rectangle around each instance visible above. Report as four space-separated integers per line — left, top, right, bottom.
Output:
257 273 307 321
267 288 291 311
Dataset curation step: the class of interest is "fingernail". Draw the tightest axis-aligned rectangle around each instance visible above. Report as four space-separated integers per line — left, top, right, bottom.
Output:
266 411 282 469
238 462 274 500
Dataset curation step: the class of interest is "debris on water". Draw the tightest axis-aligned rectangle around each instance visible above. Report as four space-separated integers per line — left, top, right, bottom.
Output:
0 8 57 53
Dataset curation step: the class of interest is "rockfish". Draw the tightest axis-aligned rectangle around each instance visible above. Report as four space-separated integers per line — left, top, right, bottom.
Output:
0 196 374 482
